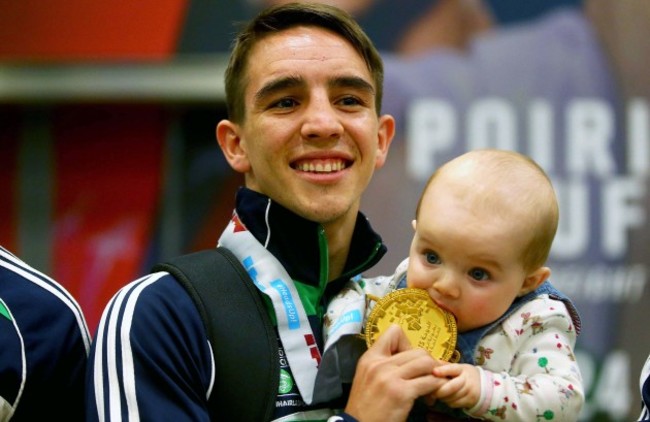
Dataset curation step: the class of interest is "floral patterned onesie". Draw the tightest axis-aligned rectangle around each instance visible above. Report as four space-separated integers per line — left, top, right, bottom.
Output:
327 258 584 422
462 292 583 421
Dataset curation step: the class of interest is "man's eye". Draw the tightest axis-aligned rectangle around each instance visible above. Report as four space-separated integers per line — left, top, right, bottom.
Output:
469 268 489 281
425 252 440 265
272 98 297 109
339 96 362 106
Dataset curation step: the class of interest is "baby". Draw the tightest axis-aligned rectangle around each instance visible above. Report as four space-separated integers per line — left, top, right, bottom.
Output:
402 149 583 420
325 149 583 420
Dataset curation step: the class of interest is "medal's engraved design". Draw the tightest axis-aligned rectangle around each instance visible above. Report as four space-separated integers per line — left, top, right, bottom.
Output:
365 288 458 361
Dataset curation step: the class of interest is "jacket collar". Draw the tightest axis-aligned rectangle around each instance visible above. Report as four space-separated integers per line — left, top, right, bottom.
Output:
234 187 387 289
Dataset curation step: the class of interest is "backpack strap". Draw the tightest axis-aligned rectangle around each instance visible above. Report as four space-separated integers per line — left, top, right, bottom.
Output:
152 247 279 421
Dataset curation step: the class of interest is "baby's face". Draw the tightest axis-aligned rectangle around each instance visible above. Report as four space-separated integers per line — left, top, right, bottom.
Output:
406 181 534 333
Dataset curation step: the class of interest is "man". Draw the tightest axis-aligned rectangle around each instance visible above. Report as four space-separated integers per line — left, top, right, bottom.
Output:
87 3 439 422
1 245 90 421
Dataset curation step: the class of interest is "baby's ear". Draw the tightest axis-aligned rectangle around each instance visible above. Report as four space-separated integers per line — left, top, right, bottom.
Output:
519 266 551 297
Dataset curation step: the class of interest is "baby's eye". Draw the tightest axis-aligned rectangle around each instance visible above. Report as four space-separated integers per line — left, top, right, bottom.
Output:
469 268 490 281
424 252 441 265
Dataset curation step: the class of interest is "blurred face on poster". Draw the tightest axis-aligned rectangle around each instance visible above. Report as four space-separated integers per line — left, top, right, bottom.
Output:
248 0 376 15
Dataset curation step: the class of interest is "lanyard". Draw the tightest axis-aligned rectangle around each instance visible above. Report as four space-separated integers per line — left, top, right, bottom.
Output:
219 211 397 404
219 212 321 404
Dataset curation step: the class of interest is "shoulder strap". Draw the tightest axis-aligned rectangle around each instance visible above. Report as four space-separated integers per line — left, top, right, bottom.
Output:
152 247 279 421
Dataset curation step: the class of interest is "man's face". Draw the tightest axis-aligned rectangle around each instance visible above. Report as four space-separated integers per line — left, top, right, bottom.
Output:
225 25 393 226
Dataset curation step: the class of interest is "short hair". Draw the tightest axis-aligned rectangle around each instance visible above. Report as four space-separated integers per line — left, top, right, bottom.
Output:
224 2 385 124
415 149 559 272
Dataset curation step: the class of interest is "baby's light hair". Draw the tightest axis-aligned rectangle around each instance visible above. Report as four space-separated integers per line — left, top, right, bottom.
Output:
415 149 559 272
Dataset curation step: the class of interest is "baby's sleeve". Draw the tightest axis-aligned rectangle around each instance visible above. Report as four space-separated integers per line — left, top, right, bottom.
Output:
468 297 584 421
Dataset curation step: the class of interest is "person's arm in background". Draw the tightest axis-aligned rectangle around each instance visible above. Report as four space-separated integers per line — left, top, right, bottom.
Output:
0 245 91 421
585 0 650 98
396 0 493 56
638 354 650 421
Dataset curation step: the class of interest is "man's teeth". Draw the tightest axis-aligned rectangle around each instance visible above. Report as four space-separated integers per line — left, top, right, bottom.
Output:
297 161 345 172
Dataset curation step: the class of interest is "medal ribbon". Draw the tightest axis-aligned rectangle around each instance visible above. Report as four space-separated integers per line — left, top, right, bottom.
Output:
218 213 321 404
219 211 400 404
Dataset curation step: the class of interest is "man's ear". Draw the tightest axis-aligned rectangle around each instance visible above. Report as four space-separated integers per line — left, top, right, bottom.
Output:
216 120 250 173
519 266 551 297
374 114 395 169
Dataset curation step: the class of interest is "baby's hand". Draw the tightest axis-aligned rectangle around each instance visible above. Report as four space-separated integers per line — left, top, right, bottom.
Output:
429 363 481 409
422 359 451 406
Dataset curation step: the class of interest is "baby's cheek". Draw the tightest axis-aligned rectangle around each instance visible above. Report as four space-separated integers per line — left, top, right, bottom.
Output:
406 267 429 289
462 299 502 329
406 276 424 289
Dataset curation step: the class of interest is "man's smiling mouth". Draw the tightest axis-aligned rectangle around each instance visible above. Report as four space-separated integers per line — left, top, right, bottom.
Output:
293 159 348 173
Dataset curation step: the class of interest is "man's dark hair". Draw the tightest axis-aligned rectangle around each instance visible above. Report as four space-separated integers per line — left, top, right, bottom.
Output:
224 2 384 123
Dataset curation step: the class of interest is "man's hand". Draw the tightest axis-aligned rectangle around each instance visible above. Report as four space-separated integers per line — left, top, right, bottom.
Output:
345 325 442 422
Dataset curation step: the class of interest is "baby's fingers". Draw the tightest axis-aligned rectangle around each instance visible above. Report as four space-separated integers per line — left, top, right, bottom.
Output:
432 363 463 378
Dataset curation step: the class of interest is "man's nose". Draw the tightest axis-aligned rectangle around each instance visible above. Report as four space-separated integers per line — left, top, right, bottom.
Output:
301 95 344 140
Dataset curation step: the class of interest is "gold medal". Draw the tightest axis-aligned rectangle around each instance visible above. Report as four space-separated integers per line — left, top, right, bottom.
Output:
365 288 459 362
